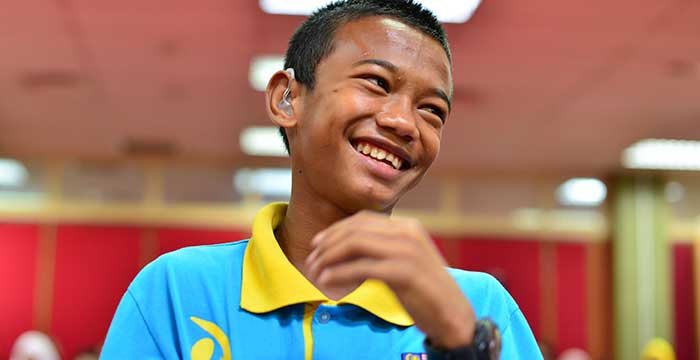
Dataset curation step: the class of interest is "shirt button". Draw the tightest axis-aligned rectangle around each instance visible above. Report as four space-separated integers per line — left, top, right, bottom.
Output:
318 311 331 324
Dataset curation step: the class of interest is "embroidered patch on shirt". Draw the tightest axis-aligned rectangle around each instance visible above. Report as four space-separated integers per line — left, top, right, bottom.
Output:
401 353 428 360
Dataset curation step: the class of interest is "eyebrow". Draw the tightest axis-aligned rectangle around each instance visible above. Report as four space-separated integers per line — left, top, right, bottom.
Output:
352 58 452 112
352 58 399 73
432 88 452 113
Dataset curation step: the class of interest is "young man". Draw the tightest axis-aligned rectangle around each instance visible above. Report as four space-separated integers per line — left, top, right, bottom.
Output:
101 1 541 359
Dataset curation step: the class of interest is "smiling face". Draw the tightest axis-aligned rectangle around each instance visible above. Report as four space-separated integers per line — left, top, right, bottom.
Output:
287 16 452 213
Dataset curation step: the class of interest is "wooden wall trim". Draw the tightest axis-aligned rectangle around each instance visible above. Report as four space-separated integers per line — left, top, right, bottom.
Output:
586 242 611 359
138 228 159 268
32 224 56 332
539 242 557 347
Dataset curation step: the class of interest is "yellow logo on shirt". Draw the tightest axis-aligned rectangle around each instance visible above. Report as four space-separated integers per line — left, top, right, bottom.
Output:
190 316 232 360
401 353 427 360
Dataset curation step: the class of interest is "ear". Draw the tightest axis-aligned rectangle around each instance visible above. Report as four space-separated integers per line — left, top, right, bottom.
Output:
265 70 299 129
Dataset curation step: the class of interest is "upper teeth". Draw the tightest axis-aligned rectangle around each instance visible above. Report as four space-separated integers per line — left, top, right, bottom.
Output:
355 142 404 170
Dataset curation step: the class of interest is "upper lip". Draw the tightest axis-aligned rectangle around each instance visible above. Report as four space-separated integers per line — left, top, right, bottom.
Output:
351 136 414 168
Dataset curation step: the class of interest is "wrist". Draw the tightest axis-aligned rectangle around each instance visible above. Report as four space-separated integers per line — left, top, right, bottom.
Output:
424 319 501 360
428 309 476 349
428 322 474 350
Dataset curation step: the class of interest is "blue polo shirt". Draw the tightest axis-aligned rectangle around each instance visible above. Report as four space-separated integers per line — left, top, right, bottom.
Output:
102 203 541 359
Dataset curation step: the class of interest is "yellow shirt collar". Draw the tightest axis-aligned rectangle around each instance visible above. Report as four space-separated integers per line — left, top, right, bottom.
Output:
240 202 414 327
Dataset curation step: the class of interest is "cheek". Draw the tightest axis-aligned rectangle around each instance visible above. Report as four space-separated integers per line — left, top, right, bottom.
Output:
336 89 377 119
320 91 377 134
420 126 442 162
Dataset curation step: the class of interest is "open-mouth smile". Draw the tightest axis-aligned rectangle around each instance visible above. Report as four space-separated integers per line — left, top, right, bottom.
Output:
352 141 410 170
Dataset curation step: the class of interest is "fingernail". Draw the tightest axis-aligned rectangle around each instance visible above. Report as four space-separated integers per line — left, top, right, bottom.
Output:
306 250 317 264
312 232 324 245
318 270 328 284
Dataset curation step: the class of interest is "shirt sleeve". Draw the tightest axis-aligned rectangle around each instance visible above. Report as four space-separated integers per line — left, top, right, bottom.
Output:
101 290 164 360
447 269 543 359
498 308 543 360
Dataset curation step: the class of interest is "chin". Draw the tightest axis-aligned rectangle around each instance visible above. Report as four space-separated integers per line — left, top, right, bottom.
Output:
342 181 401 213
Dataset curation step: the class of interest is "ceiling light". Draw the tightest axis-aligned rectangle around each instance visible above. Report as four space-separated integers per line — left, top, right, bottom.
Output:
234 168 292 197
259 0 482 23
0 159 29 187
556 178 607 207
249 55 285 91
622 139 700 170
240 126 288 157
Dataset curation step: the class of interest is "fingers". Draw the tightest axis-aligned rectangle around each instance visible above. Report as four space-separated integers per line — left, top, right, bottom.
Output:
305 211 445 290
306 232 412 281
315 258 412 289
302 212 476 348
311 212 428 256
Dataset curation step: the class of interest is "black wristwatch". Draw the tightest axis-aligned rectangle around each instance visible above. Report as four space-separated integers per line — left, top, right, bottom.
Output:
424 319 502 360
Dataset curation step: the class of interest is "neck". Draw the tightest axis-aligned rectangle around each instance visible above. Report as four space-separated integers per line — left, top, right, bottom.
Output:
276 180 396 300
275 193 351 273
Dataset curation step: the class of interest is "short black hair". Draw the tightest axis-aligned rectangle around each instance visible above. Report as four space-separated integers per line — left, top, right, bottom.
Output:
278 0 451 153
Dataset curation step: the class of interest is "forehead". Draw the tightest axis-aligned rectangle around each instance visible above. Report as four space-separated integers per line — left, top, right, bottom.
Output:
323 16 452 88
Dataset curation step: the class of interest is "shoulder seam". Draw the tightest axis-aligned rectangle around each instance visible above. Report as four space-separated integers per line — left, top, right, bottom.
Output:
127 289 167 358
212 239 250 247
502 306 521 335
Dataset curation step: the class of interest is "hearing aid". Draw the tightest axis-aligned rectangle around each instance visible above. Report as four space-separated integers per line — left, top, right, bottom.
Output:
278 68 295 116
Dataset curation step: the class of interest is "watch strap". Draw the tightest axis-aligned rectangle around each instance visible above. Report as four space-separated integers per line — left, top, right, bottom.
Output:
424 318 501 360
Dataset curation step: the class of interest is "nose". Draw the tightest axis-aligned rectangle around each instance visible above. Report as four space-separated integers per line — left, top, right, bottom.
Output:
375 97 419 142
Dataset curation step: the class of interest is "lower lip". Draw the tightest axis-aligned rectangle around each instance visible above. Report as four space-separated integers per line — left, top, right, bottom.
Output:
351 146 403 180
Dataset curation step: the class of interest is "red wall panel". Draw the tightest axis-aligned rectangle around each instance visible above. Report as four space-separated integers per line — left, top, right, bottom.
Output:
50 225 141 359
447 238 542 340
0 223 39 359
157 227 249 255
555 243 587 354
673 243 697 360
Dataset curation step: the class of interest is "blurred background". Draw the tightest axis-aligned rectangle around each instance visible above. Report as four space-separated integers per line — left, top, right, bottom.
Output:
1 0 699 359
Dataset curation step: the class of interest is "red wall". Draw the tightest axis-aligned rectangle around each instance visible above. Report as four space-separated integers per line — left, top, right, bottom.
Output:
435 237 594 355
0 223 39 358
673 243 698 360
555 243 588 354
444 238 543 338
50 225 142 358
0 223 247 359
157 227 249 255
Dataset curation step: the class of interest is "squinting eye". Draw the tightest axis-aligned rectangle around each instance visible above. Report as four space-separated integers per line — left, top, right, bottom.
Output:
423 105 446 123
365 76 390 92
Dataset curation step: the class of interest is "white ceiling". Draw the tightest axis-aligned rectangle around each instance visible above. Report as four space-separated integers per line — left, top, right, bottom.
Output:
0 0 698 176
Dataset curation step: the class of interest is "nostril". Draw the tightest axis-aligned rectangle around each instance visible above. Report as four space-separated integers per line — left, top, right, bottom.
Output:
402 134 414 142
